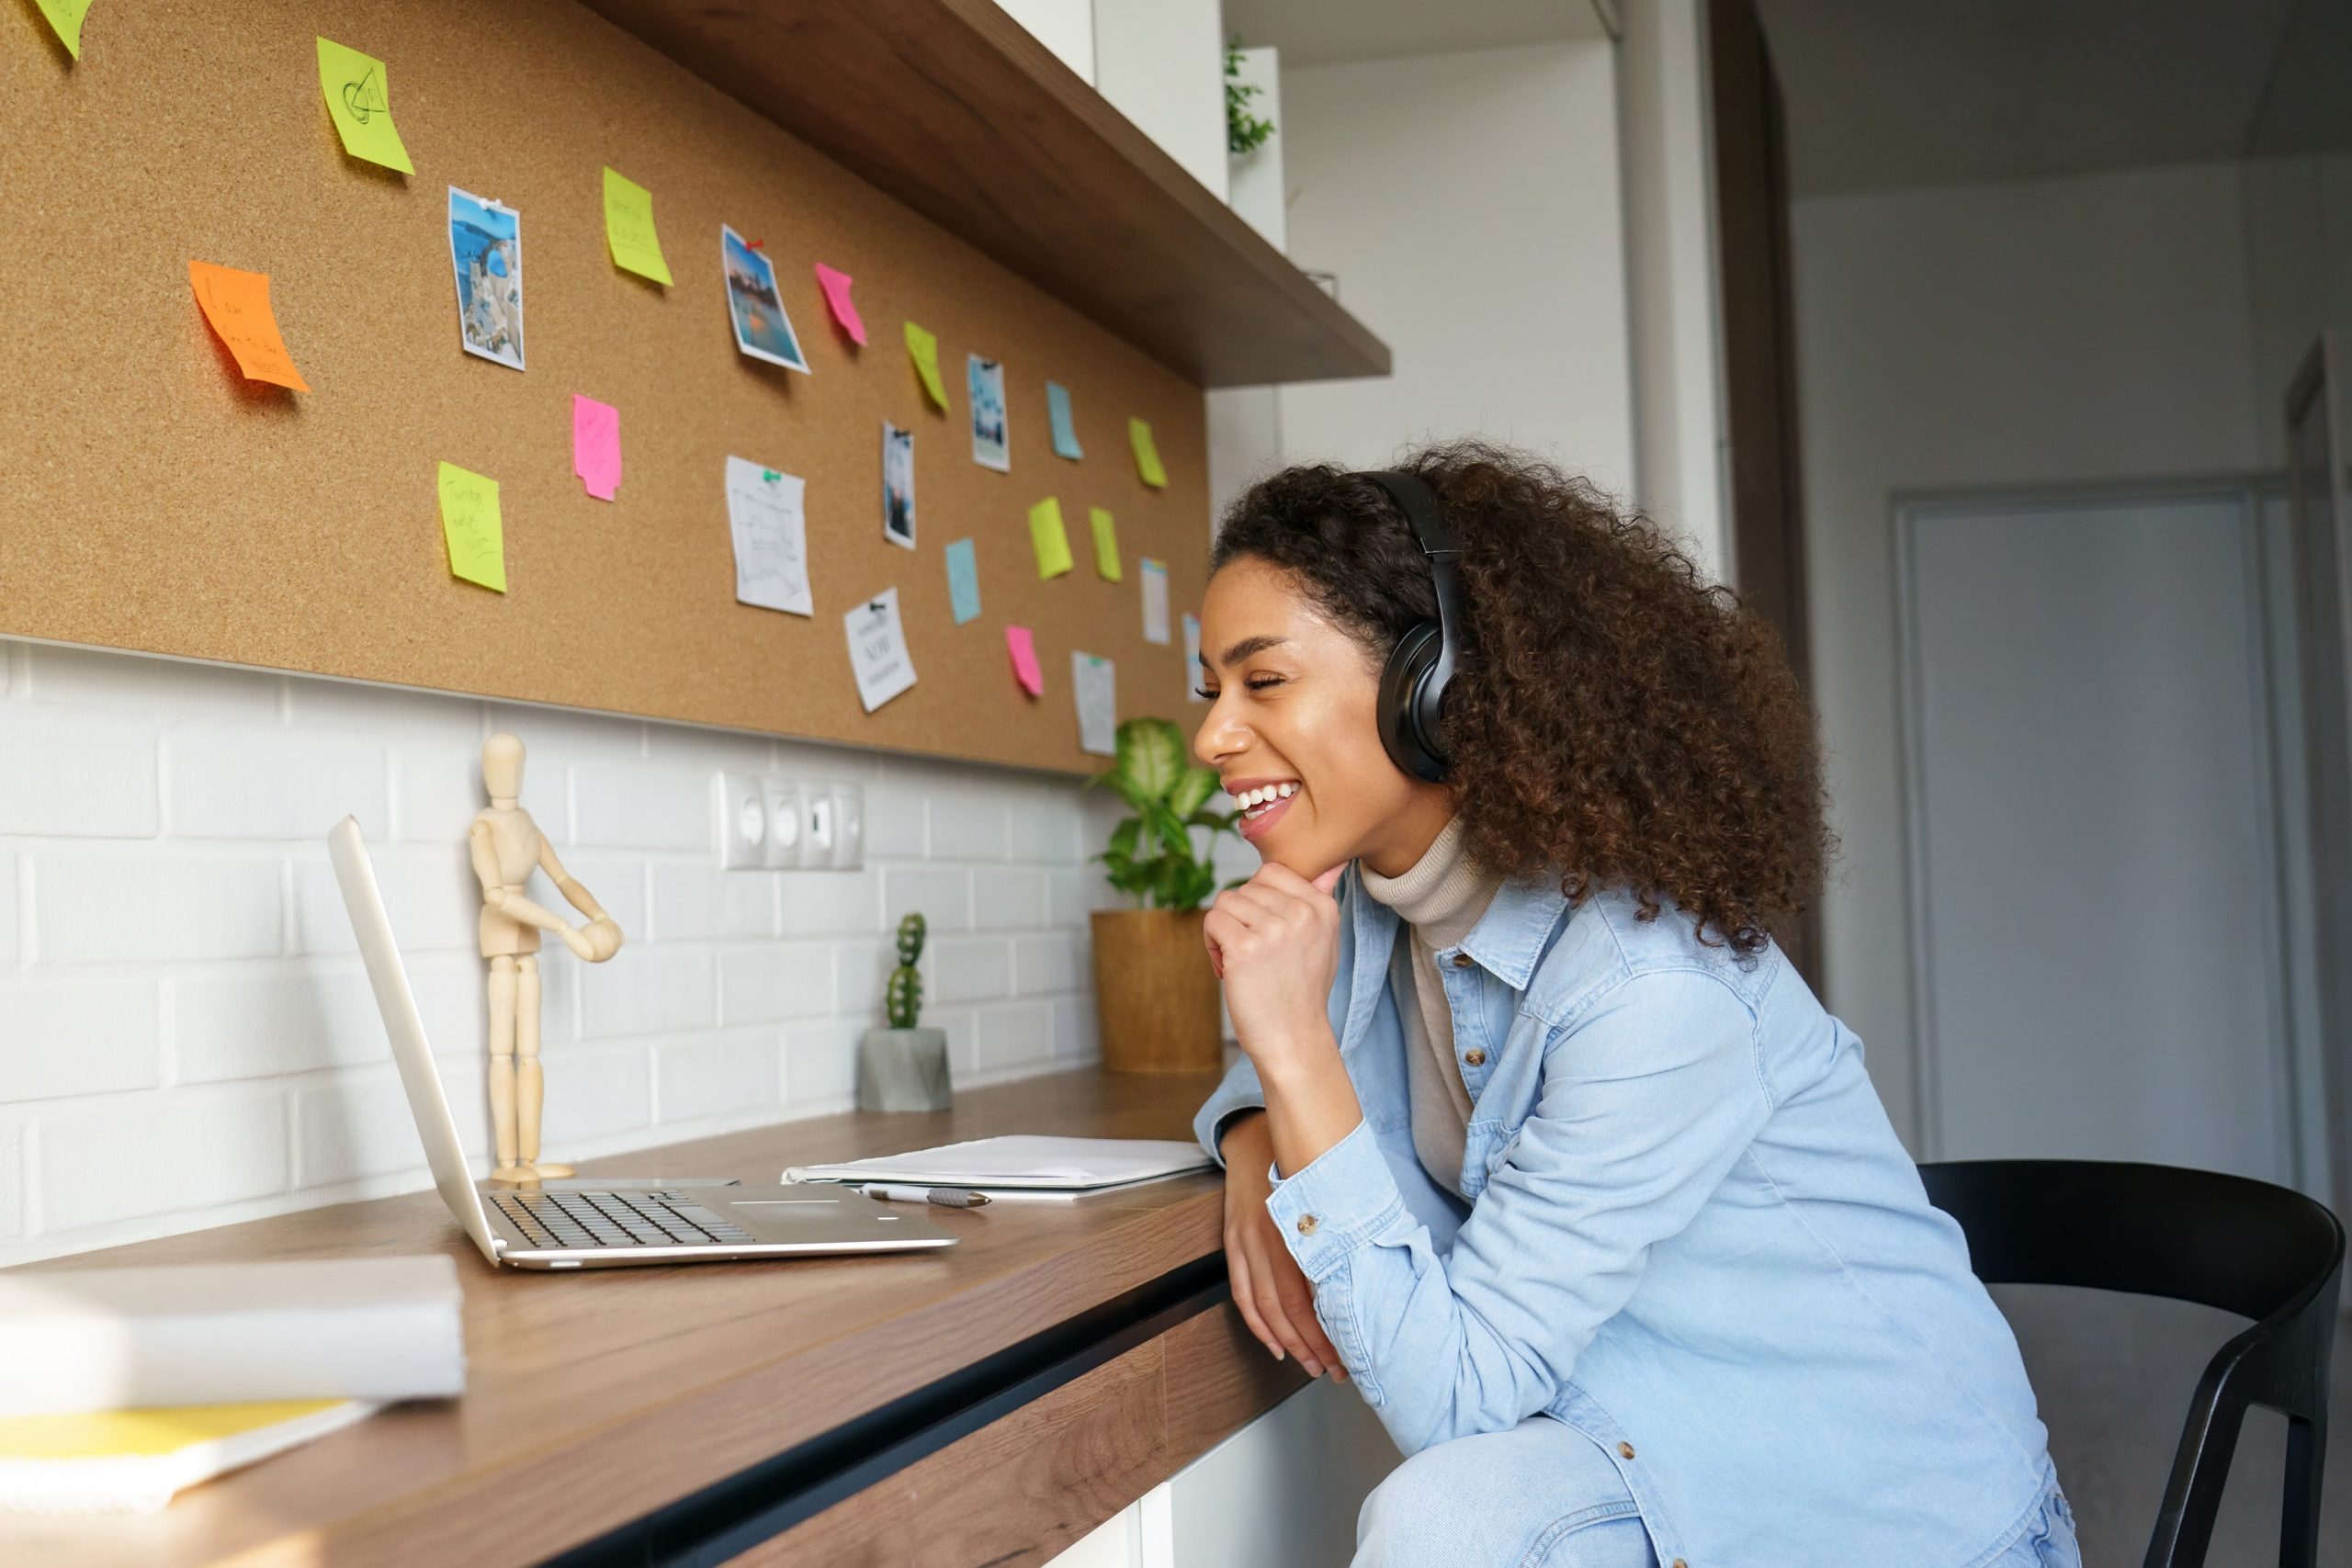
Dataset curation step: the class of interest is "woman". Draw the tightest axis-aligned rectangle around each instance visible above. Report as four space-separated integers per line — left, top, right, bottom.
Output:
1187 445 2080 1568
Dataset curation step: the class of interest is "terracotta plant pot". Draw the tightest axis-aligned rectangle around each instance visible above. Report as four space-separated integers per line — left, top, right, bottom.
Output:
1090 908 1222 1074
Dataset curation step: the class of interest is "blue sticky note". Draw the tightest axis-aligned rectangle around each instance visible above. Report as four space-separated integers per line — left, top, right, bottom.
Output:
945 536 982 626
1046 380 1083 460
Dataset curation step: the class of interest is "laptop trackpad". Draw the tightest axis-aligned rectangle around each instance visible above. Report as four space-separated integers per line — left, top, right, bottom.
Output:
718 1184 955 1243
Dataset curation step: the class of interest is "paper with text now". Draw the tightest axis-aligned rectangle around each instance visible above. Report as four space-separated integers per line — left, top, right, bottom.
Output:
188 261 309 391
601 167 672 286
437 463 506 592
316 37 413 174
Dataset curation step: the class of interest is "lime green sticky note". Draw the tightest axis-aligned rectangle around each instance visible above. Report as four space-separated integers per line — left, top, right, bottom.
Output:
905 321 949 411
1088 506 1122 581
316 38 414 175
437 462 506 592
1128 417 1168 489
1029 497 1073 580
601 167 673 286
32 0 96 58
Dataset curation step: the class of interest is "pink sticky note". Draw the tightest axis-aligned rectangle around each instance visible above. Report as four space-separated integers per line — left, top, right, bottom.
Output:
814 263 867 346
572 394 621 501
1006 625 1044 696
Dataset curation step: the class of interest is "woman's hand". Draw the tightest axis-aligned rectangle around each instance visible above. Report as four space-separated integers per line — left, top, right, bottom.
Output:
1204 863 1345 1073
1218 1110 1348 1382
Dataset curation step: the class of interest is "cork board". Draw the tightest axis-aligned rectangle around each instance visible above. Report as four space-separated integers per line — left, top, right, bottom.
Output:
0 0 1209 775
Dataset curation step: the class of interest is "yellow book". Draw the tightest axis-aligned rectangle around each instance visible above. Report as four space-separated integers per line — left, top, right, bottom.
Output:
0 1399 377 1515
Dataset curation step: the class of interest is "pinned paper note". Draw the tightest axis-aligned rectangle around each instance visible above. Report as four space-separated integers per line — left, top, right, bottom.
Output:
1028 497 1073 580
844 589 918 713
1046 381 1083 460
188 261 309 391
1128 418 1168 489
437 463 506 592
904 321 948 411
31 0 95 58
725 457 812 615
1182 613 1205 702
1089 507 1122 582
945 537 982 626
602 167 672 286
316 38 413 175
723 223 808 371
448 187 524 370
968 355 1009 471
1141 557 1170 645
572 395 621 501
1072 651 1117 756
882 422 916 548
1006 626 1044 696
814 263 865 345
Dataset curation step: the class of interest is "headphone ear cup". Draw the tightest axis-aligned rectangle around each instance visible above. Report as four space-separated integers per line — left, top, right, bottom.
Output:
1379 621 1447 783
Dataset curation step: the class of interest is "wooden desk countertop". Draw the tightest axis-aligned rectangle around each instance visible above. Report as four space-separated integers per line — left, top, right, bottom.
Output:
0 1067 1294 1568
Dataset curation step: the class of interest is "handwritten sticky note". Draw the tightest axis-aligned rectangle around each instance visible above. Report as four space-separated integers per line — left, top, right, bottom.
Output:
1128 418 1168 489
1046 381 1082 460
1006 626 1044 696
844 589 918 713
1028 497 1073 580
601 167 672 286
316 38 413 175
188 261 309 391
437 463 506 592
1182 613 1204 702
904 321 948 411
726 457 812 615
1089 507 1122 581
32 0 95 58
571 395 621 501
1141 557 1171 644
945 537 982 626
1072 651 1117 756
814 263 866 345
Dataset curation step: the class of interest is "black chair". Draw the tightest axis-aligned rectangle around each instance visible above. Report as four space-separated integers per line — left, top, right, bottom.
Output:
1918 1159 2344 1568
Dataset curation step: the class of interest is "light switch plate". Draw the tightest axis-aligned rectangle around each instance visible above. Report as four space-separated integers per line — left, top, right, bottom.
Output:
718 772 769 870
761 780 803 869
830 782 865 869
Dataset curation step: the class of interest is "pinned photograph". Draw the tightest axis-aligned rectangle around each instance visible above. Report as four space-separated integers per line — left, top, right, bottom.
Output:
447 187 524 371
968 354 1010 471
721 223 808 373
882 421 916 549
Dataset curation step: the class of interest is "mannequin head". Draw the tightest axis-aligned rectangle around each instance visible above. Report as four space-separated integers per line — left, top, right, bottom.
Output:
482 732 525 805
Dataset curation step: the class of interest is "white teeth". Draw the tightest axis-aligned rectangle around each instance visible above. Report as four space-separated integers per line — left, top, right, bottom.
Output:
1277 782 1296 797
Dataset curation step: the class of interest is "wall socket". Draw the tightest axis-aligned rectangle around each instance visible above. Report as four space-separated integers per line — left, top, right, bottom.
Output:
718 773 864 870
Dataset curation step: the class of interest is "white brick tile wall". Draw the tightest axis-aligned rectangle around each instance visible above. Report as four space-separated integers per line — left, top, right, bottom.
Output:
0 641 1136 1266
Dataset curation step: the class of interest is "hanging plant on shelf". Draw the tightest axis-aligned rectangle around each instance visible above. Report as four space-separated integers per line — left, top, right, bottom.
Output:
1226 36 1274 158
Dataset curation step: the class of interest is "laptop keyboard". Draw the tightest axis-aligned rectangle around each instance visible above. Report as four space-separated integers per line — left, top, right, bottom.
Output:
490 1189 757 1251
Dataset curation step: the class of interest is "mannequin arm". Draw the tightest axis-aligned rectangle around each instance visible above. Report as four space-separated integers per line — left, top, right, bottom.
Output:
469 821 577 935
537 840 612 923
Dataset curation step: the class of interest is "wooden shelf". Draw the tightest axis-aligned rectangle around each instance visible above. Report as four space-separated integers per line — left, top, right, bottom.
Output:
576 0 1391 388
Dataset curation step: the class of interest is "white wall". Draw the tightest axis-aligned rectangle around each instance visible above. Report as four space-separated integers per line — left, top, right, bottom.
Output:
994 0 1097 85
0 640 1124 1266
1790 161 2264 1144
1092 0 1228 200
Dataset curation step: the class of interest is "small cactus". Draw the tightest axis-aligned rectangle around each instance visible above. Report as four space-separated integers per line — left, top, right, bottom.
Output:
886 912 926 1028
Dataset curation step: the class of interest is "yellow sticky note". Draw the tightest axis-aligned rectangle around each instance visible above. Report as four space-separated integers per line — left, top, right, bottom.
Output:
1128 418 1168 489
316 38 414 175
437 462 507 592
1029 497 1073 580
601 167 673 286
1089 506 1122 581
188 260 310 391
904 321 949 411
32 0 96 58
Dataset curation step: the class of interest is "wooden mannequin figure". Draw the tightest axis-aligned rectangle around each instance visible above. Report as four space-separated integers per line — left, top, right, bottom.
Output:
469 732 624 1182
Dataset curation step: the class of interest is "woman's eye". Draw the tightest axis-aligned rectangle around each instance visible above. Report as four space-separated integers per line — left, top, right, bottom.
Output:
1193 685 1217 700
1245 675 1283 691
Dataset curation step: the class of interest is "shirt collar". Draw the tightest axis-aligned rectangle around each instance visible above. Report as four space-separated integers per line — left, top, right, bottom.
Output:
1346 861 1570 994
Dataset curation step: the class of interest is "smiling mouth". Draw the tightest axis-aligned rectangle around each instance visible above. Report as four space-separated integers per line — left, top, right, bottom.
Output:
1232 780 1300 841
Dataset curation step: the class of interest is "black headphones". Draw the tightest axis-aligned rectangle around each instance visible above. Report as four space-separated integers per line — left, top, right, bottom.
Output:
1358 470 1463 783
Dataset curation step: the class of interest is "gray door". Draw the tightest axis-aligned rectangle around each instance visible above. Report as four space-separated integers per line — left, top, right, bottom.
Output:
1898 490 2290 1181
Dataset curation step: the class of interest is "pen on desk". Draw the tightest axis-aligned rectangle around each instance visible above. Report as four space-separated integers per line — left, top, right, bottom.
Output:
860 1183 990 1208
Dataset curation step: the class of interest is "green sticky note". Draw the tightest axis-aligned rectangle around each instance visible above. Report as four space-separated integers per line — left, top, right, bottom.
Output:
601 167 672 286
316 38 414 175
1128 417 1168 489
1089 506 1122 581
1029 497 1073 580
904 321 949 411
437 462 507 592
32 0 95 58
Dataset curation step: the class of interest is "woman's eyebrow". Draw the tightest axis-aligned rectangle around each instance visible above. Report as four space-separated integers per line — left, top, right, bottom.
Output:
1216 634 1288 666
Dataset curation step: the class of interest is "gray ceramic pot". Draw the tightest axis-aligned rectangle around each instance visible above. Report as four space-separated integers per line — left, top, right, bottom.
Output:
856 1026 953 1111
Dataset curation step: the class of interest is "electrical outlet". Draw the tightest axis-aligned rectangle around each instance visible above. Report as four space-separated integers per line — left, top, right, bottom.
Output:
718 772 769 870
761 779 803 869
803 790 836 868
830 782 865 869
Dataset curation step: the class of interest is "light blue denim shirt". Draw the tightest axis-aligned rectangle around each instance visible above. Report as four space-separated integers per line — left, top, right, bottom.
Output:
1193 867 2059 1567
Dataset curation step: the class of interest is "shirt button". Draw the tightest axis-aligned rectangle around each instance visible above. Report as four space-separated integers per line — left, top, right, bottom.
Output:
1672 1561 1687 1568
1464 1049 1487 1066
1296 1213 1318 1235
1617 1440 1636 1460
1450 953 1475 968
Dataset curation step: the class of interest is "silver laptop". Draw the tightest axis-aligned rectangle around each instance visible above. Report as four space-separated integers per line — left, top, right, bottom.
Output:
327 816 958 1269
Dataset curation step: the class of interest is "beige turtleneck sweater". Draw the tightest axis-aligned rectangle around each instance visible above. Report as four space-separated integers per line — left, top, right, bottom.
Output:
1357 816 1504 1198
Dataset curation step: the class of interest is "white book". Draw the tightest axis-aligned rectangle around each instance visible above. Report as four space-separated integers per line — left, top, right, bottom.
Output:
0 1256 466 1418
785 1135 1213 1194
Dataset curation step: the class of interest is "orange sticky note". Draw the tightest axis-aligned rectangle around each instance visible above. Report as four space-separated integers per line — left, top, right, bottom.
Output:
1006 625 1044 696
188 261 309 391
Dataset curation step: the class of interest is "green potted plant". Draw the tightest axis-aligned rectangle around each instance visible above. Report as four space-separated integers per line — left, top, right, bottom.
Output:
1086 717 1242 1073
856 913 952 1111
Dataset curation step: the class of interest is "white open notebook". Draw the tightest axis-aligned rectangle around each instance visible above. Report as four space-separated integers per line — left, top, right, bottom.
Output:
784 1136 1213 1202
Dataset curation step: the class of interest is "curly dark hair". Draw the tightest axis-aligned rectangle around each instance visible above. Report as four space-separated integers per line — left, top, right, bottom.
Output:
1209 441 1829 955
